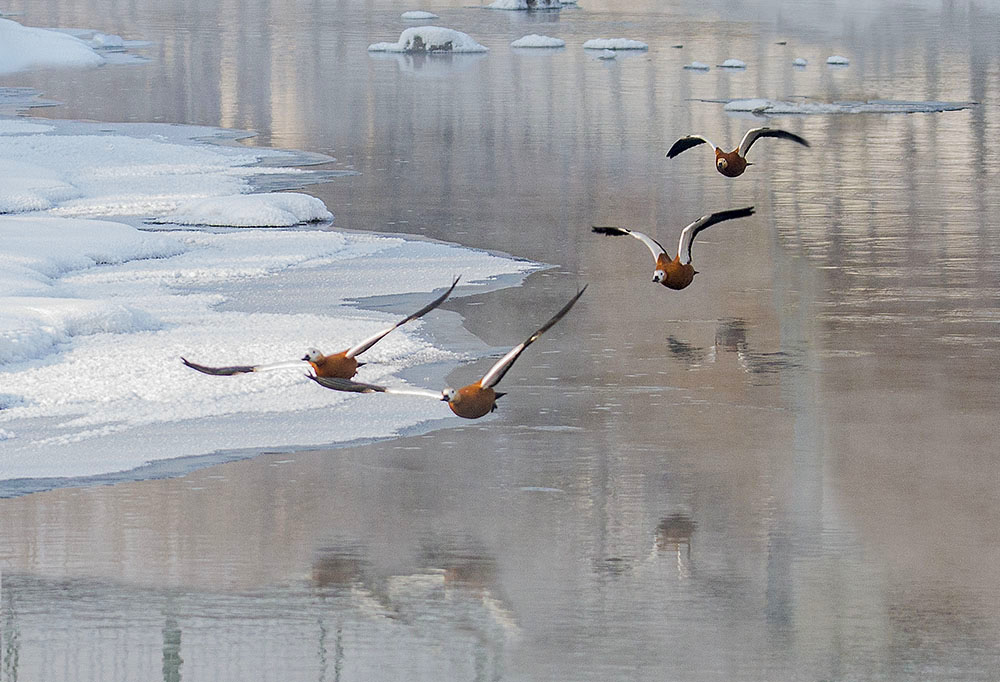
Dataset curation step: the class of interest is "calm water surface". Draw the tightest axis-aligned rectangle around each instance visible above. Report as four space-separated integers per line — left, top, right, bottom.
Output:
2 0 1000 680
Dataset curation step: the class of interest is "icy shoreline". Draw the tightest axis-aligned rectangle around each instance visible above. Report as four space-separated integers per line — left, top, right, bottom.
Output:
0 113 537 486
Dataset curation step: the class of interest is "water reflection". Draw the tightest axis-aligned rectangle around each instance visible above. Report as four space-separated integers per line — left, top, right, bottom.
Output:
1 0 1000 679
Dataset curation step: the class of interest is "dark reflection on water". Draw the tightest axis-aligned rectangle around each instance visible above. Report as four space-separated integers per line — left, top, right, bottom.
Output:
2 0 1000 679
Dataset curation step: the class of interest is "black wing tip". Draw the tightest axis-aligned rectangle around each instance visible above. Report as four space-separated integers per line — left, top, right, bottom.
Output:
666 136 707 158
592 225 629 236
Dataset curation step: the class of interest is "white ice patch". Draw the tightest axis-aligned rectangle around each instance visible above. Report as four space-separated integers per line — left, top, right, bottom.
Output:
582 38 648 51
488 0 561 9
0 116 330 220
151 193 333 227
368 26 488 53
826 55 850 65
401 10 439 20
0 18 105 74
793 57 808 67
718 58 747 68
511 34 565 48
684 61 710 71
722 98 975 115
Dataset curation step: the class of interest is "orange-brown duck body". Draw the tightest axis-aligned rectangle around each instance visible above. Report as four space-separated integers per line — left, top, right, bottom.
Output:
653 253 697 290
444 385 506 419
303 349 361 379
713 148 750 177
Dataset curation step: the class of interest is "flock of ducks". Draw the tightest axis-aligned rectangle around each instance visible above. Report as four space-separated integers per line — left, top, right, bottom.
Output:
182 127 809 420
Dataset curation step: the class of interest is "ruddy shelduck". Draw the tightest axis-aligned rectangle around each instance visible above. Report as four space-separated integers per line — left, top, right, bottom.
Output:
182 277 459 379
592 207 754 290
307 287 587 419
666 127 809 177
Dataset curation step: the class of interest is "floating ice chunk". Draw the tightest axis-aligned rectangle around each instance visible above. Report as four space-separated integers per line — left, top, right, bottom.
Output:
683 61 710 70
826 55 850 65
0 18 105 74
595 50 617 60
488 0 561 9
722 97 975 115
793 57 808 67
401 10 439 20
718 58 746 68
511 34 565 48
368 26 488 53
152 192 333 227
582 38 648 51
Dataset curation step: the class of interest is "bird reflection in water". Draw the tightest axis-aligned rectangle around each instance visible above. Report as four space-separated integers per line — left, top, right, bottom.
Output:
664 318 802 383
654 513 696 579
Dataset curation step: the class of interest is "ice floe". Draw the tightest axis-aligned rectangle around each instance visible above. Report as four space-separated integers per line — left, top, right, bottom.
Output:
793 57 808 67
721 97 975 115
0 115 536 485
488 0 562 9
717 58 746 68
0 17 104 74
151 193 333 227
368 26 488 53
683 61 710 71
582 38 648 51
401 10 439 20
511 34 565 48
826 55 850 65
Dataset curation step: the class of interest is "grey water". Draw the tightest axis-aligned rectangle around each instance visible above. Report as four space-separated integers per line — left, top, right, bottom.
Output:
2 0 1000 679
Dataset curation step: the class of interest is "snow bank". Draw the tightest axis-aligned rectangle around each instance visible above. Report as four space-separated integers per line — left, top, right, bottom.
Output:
0 18 105 74
368 26 488 53
722 97 975 115
401 10 439 20
0 117 537 484
0 117 331 220
582 38 648 51
151 193 333 227
718 58 746 68
511 34 565 48
488 0 562 9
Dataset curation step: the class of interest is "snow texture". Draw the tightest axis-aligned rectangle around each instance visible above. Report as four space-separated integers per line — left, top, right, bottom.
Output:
511 34 565 48
151 193 333 227
0 18 104 74
582 38 648 51
368 26 488 53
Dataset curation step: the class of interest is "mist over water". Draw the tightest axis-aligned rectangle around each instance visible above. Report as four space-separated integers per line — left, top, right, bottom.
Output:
2 0 1000 679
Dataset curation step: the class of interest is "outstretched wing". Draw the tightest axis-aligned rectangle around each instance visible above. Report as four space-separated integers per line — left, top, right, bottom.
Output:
666 135 718 158
738 127 810 157
676 207 755 265
308 374 444 399
345 276 460 359
478 286 587 390
592 226 668 262
181 357 310 376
